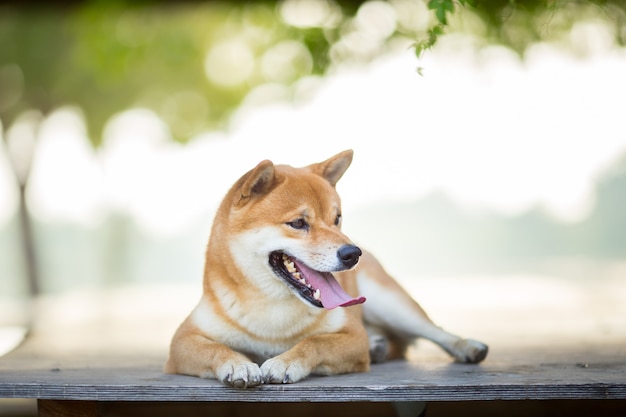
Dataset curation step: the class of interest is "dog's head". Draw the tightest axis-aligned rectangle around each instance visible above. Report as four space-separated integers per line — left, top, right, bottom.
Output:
218 150 365 310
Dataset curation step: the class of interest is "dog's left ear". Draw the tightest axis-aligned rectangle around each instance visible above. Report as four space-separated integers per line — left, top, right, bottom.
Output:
236 159 275 206
310 149 353 187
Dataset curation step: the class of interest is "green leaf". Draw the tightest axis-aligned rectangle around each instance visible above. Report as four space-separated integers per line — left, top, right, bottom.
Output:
414 42 426 57
442 0 455 13
435 6 447 24
428 0 455 25
430 24 445 35
427 0 441 11
413 24 445 59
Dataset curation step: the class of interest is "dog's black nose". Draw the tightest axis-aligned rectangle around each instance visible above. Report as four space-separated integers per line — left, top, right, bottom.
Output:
337 245 362 268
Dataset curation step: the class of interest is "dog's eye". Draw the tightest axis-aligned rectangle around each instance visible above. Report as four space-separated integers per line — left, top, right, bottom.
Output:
334 214 342 226
287 218 309 230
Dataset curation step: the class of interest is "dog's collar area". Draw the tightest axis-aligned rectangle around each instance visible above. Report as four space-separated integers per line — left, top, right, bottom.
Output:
268 251 366 310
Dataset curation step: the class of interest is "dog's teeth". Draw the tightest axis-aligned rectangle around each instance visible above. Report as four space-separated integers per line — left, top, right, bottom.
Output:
280 255 312 288
313 289 321 300
285 261 296 273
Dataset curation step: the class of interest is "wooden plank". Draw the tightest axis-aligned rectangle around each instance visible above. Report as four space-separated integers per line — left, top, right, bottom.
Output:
38 400 98 417
97 401 400 417
1 360 625 402
27 399 626 417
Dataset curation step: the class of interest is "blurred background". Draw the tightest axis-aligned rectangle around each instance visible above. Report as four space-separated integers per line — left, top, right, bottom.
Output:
1 0 626 361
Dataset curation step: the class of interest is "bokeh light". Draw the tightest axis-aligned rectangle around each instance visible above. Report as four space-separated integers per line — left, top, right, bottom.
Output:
205 39 256 88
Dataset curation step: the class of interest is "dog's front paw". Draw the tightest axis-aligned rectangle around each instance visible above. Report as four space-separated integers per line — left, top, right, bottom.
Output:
216 360 262 388
452 339 489 364
260 357 309 384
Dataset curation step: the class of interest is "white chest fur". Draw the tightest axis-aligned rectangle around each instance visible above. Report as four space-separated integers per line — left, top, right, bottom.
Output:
191 293 347 361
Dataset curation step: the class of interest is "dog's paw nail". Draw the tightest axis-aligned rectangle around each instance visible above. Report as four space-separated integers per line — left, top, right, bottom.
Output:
231 379 246 389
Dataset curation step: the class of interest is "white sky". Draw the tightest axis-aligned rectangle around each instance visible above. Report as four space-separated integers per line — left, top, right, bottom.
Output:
1 41 626 235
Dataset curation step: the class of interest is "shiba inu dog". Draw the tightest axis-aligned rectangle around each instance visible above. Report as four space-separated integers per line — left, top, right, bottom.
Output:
165 150 488 388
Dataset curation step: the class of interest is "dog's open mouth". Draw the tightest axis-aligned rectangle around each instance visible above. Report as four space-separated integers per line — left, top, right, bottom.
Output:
269 252 366 310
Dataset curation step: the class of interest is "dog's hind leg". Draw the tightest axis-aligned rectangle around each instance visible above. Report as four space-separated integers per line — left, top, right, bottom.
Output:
364 325 390 364
357 252 488 364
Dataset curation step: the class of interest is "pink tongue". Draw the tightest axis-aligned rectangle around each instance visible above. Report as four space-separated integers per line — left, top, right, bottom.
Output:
293 259 366 310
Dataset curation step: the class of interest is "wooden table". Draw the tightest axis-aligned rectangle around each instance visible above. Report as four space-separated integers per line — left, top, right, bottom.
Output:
1 276 625 416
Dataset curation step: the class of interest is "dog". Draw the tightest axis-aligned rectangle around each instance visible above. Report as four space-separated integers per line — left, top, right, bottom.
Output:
165 150 488 388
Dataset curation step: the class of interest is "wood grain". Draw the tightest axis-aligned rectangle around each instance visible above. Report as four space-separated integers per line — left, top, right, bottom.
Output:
1 359 625 402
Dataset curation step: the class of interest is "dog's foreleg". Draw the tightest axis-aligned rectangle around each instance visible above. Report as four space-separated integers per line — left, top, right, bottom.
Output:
164 319 263 388
260 330 370 384
357 253 488 363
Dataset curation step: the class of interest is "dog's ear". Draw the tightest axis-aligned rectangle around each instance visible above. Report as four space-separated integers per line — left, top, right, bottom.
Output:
236 159 275 206
310 149 353 187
